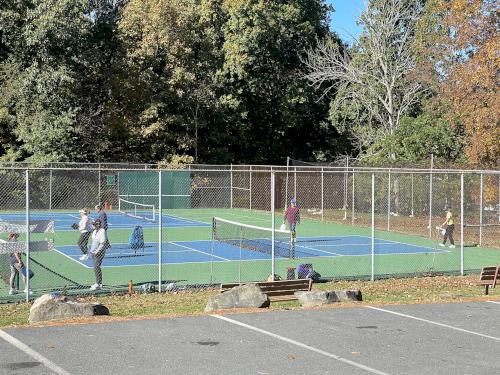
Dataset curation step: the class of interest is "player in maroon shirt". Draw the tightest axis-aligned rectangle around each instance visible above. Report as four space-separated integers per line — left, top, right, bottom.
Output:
283 197 300 244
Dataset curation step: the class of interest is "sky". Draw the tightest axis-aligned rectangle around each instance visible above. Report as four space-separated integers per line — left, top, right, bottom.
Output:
326 0 366 45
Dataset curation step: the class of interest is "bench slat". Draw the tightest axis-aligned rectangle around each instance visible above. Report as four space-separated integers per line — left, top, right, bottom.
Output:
220 279 312 301
476 266 499 295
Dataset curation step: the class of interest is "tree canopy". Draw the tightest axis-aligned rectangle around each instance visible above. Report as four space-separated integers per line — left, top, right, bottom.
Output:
0 0 497 168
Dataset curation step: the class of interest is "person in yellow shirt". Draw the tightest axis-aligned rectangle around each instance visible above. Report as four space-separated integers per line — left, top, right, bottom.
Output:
439 204 455 248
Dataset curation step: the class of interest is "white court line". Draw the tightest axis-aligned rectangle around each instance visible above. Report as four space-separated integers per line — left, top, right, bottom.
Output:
52 247 92 269
169 241 230 261
0 329 72 375
212 315 391 375
367 306 500 342
487 301 500 305
294 243 343 256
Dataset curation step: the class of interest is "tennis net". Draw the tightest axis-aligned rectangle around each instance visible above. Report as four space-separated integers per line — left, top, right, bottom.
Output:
212 217 294 258
118 198 156 222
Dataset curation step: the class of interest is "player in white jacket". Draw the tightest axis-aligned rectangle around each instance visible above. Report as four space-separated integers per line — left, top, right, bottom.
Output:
77 208 93 260
89 218 107 290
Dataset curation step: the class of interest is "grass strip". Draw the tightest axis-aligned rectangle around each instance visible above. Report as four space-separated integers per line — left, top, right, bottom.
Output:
1 274 499 328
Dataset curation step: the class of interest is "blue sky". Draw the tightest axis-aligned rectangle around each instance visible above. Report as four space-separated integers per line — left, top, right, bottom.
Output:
326 0 366 44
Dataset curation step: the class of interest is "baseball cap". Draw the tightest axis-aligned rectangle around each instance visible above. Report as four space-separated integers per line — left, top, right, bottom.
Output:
291 197 297 205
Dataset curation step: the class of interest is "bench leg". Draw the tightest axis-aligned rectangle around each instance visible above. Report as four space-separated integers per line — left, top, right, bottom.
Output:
485 285 489 295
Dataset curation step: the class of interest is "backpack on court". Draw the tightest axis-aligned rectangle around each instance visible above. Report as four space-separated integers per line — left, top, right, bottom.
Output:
128 225 144 250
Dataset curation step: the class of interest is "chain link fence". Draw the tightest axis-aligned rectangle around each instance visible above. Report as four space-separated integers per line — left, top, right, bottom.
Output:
0 165 498 303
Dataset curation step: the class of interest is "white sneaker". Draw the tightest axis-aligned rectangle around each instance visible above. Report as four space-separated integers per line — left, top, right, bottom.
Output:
449 245 456 249
90 283 101 291
9 288 18 295
79 254 89 261
23 288 33 295
438 243 445 247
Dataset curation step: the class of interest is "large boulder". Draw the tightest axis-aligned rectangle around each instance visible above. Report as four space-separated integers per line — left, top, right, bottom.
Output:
295 290 362 307
29 293 109 324
205 284 270 312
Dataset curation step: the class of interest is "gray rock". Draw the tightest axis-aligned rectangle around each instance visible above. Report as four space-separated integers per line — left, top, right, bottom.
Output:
295 289 362 307
205 283 270 312
335 290 362 302
295 291 340 307
29 293 109 324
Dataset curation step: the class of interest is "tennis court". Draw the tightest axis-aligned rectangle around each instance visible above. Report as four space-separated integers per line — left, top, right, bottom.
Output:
1 164 500 302
3 205 499 303
53 235 449 268
0 211 210 230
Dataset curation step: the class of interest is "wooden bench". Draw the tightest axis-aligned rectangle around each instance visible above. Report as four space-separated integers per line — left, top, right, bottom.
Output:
220 279 312 302
476 266 499 295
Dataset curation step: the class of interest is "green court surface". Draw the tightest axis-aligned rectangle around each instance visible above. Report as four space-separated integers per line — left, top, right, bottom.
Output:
1 208 499 302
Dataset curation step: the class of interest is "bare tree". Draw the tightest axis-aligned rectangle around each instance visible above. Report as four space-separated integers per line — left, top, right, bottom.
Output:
304 0 424 154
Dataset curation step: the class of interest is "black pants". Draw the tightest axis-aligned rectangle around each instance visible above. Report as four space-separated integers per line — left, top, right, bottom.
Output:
443 224 455 245
78 232 91 254
93 250 105 285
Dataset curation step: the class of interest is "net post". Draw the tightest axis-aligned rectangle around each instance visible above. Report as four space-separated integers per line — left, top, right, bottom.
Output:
371 173 375 282
428 154 434 238
479 172 483 246
271 171 276 280
25 169 30 302
158 170 162 292
460 173 464 276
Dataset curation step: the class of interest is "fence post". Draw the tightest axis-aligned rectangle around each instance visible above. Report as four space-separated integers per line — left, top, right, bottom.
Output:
158 170 162 292
210 217 215 283
460 173 464 276
271 171 276 279
25 169 30 302
321 167 324 221
371 173 375 282
249 166 252 210
344 156 349 221
428 154 434 238
239 225 242 283
98 163 102 205
410 173 414 217
49 169 52 210
479 173 483 246
285 157 289 208
230 164 233 209
294 167 297 199
387 170 391 231
351 170 355 225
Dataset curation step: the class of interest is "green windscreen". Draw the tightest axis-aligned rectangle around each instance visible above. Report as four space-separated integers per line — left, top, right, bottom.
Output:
118 170 191 209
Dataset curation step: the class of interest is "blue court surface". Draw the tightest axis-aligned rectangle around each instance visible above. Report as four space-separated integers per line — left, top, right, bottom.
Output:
53 235 448 268
0 211 210 229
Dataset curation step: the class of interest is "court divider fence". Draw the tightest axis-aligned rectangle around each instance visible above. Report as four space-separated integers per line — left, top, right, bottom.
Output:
0 164 498 303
